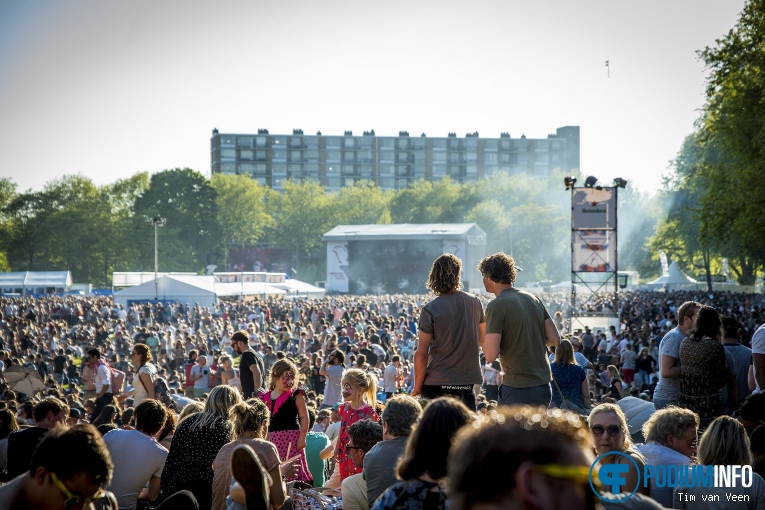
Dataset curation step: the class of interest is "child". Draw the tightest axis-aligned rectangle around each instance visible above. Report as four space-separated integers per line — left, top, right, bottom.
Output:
257 359 312 483
335 368 379 480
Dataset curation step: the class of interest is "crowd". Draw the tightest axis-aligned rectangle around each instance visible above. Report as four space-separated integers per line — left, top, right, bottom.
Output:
0 251 763 509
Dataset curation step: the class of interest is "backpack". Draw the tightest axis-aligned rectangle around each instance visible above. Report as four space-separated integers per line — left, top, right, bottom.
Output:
153 376 174 407
109 365 125 393
138 367 177 410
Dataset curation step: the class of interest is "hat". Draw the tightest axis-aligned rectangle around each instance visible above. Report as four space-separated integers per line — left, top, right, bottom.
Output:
69 408 81 419
331 403 341 412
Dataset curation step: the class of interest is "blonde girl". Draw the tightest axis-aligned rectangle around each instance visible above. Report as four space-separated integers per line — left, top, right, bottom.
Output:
257 359 313 483
335 368 379 480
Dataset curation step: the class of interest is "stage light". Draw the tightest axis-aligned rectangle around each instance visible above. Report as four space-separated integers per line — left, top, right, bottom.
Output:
564 176 577 190
584 176 598 188
614 177 628 189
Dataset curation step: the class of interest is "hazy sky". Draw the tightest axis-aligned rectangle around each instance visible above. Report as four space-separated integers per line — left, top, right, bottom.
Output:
0 0 746 195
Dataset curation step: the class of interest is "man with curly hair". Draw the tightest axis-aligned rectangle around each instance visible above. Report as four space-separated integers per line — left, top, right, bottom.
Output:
478 252 560 408
412 254 485 410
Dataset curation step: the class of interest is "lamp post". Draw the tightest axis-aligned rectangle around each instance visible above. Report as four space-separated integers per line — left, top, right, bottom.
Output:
147 216 166 301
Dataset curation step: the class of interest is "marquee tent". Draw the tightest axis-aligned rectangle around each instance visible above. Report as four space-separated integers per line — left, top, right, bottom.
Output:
0 271 72 296
645 262 701 290
113 274 286 308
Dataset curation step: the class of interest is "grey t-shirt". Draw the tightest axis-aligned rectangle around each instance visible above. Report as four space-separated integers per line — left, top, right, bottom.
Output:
323 364 345 407
364 436 408 505
652 327 685 402
418 291 485 385
104 429 168 510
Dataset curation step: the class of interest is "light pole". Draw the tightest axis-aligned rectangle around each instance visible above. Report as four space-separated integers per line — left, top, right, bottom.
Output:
147 216 166 301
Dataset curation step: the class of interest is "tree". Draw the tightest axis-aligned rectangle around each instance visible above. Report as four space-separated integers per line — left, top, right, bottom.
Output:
211 174 273 249
265 179 334 261
133 169 222 272
464 199 511 255
326 181 392 226
693 0 765 280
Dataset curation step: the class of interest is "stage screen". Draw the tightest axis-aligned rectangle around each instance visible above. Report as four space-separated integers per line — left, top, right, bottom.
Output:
348 240 442 294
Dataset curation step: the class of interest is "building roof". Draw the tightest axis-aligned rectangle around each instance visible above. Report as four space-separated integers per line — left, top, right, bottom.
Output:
0 271 72 288
323 223 486 243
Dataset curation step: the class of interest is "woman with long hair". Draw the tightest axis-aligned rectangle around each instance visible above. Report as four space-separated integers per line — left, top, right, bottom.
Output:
159 385 243 508
372 397 474 510
212 399 299 510
671 416 765 508
550 339 590 411
92 404 120 427
607 365 624 400
678 305 727 429
117 343 156 408
0 408 19 477
588 403 649 496
220 355 241 394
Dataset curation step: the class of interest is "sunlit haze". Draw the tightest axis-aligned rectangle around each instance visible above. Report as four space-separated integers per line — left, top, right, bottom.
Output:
0 0 746 195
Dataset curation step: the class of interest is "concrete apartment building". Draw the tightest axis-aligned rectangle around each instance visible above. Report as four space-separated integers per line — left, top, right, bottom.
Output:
210 126 579 190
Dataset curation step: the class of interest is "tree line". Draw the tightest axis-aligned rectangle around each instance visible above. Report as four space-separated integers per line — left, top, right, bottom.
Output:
0 169 660 288
650 0 765 288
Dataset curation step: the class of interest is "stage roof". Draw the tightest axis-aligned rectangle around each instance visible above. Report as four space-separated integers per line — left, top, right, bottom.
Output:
323 223 486 244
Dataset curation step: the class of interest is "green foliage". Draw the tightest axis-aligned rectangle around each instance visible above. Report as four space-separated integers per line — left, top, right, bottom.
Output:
211 174 273 248
652 2 765 286
2 166 662 287
133 168 222 272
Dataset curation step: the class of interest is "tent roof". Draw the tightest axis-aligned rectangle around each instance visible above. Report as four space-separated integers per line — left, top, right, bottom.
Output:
271 280 326 295
323 223 486 243
114 275 287 302
0 271 72 288
647 262 698 285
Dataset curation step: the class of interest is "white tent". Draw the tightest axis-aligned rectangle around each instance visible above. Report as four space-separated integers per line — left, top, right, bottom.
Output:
113 274 287 308
271 279 326 299
645 262 701 290
0 271 72 296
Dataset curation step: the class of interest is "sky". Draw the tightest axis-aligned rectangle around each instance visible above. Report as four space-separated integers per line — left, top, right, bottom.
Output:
0 0 748 195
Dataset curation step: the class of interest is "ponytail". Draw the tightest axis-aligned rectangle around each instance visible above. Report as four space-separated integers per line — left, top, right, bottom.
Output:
365 372 377 410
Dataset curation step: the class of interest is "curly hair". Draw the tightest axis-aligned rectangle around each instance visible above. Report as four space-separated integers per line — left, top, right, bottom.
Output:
426 254 463 296
642 406 699 447
477 252 517 286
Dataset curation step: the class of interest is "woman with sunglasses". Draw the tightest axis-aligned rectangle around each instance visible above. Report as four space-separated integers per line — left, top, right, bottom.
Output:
588 403 650 496
116 344 156 408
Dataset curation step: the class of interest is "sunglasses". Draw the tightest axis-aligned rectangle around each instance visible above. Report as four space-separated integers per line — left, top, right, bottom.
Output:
51 471 106 507
345 445 364 454
590 425 622 437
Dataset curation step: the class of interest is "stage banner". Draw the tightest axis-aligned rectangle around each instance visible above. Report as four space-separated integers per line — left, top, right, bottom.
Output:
326 241 349 293
572 186 616 230
572 230 616 272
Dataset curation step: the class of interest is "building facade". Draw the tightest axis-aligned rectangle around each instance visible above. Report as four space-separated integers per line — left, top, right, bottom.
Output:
211 126 579 190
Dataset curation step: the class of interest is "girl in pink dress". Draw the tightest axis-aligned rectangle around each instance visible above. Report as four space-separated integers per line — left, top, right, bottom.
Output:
258 359 312 483
335 368 379 480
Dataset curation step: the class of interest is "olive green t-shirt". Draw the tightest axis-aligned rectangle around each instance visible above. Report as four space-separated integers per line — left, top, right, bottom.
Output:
486 288 552 388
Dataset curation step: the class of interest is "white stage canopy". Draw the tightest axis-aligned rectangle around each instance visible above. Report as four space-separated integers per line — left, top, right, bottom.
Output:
113 274 288 308
0 271 72 295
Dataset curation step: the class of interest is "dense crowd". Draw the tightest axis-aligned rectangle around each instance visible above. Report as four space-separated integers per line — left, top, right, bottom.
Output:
0 276 764 510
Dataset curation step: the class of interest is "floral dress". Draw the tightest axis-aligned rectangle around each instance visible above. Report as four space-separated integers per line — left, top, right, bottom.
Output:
336 401 379 480
371 479 447 510
258 387 313 483
678 336 727 429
